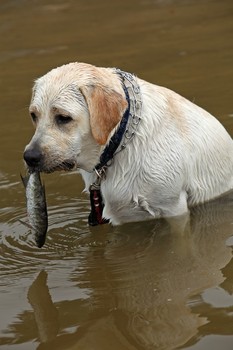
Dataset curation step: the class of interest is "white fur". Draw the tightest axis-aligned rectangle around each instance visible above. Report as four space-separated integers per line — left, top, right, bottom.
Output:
26 62 233 225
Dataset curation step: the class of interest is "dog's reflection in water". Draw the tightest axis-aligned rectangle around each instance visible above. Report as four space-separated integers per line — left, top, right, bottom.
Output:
28 192 233 350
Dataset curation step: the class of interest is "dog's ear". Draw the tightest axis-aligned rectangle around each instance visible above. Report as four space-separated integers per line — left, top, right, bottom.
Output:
80 85 128 145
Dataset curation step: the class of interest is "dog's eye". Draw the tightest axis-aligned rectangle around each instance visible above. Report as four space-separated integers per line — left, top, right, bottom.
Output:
55 114 73 125
30 112 37 123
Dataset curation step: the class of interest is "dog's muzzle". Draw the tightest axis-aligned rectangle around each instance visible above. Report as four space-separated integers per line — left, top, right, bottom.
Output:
23 145 76 173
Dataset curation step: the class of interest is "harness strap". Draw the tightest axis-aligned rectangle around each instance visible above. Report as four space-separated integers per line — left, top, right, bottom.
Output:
88 183 109 226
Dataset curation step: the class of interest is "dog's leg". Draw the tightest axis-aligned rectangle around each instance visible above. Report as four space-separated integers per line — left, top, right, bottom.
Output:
166 190 188 217
167 212 190 236
159 191 190 235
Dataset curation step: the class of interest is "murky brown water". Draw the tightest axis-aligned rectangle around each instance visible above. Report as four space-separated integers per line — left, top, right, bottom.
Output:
1 0 233 349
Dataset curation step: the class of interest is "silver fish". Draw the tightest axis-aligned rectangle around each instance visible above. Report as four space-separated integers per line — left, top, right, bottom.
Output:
21 171 48 248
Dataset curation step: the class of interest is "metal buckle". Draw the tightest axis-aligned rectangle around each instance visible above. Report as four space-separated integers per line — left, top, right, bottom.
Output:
89 166 107 191
95 166 107 180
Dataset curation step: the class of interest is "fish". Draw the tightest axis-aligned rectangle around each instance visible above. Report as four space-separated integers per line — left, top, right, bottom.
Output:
21 171 48 248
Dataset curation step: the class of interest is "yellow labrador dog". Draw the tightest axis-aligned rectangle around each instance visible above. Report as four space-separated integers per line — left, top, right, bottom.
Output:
24 62 233 225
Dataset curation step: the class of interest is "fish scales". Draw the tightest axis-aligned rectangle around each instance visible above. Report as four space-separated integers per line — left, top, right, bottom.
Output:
21 171 48 248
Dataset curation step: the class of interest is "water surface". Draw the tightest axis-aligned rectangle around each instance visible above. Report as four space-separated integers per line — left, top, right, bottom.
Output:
1 0 233 349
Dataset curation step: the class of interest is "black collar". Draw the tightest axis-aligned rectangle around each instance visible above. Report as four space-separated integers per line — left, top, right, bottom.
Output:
88 70 141 226
94 70 131 175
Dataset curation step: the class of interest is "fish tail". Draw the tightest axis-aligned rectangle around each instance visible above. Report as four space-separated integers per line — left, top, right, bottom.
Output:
20 173 29 188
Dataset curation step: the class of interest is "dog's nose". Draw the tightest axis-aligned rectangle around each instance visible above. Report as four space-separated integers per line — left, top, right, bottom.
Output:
23 147 42 168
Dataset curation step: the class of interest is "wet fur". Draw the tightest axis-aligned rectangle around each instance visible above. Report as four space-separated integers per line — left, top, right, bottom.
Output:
25 62 233 225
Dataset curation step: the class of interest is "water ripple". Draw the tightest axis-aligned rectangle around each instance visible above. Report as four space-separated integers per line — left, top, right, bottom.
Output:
0 198 93 276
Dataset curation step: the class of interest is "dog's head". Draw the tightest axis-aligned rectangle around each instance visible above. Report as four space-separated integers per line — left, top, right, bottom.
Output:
23 62 127 173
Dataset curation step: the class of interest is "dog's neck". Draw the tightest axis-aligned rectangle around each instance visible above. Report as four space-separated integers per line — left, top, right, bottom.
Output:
88 69 142 226
94 69 142 179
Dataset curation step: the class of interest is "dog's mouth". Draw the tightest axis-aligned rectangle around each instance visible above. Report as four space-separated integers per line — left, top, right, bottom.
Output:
26 160 76 174
44 160 77 174
48 160 76 173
